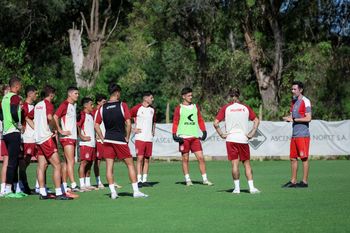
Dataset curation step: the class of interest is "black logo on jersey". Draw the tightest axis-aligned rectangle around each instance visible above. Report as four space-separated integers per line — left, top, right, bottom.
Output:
184 114 195 125
187 114 194 122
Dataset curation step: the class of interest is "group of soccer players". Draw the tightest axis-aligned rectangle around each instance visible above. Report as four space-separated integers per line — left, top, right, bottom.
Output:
0 75 311 200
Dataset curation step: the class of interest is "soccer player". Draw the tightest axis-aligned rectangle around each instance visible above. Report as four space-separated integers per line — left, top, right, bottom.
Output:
95 83 148 199
172 87 213 186
213 88 260 194
0 84 10 196
54 86 79 193
130 91 156 187
282 81 312 188
34 85 73 200
77 97 97 191
19 85 38 194
1 76 27 198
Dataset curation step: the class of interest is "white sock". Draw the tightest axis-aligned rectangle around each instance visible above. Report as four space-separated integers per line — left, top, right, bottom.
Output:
0 183 5 193
39 187 47 196
71 182 77 189
96 176 101 185
142 174 148 183
85 177 91 187
5 185 12 194
248 180 255 190
79 178 85 187
55 188 63 196
234 180 240 190
132 182 139 193
15 183 22 193
202 173 208 182
137 174 142 183
185 174 191 182
62 182 68 192
35 179 39 189
109 184 117 194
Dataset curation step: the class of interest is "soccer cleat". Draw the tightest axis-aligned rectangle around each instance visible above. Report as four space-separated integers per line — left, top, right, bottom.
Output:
114 183 122 189
39 194 50 200
5 193 26 198
110 192 119 200
16 192 29 197
249 188 261 194
65 191 79 199
55 194 74 200
98 183 105 189
203 180 214 186
186 180 193 186
79 186 88 192
137 182 143 188
71 187 80 192
282 181 297 188
86 186 98 191
35 188 40 194
296 181 308 188
0 192 5 197
232 188 240 194
133 191 148 198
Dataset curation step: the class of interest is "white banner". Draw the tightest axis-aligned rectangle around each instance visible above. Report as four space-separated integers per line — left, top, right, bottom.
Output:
128 120 350 157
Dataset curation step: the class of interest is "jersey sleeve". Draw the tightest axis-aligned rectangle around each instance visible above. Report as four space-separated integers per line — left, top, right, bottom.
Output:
46 101 54 116
172 106 180 134
246 105 257 121
196 105 206 131
130 104 140 118
77 112 85 127
303 98 312 113
54 101 68 118
10 95 21 105
152 107 156 123
121 102 131 120
215 105 227 122
95 107 103 124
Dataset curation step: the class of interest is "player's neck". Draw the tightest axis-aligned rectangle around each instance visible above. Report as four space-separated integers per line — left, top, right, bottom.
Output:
44 97 52 103
25 98 33 105
109 96 120 102
142 101 150 107
182 101 192 106
66 98 75 104
84 109 90 114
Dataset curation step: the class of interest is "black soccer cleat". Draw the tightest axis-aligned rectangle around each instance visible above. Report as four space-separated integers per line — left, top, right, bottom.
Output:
296 181 308 188
55 194 74 200
39 194 50 200
282 181 297 188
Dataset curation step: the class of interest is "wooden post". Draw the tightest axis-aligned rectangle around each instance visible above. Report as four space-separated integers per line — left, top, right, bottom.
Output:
166 102 170 123
259 104 263 121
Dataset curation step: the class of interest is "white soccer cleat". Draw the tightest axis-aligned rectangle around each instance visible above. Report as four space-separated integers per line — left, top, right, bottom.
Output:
111 192 119 199
133 191 148 198
86 186 98 191
186 180 193 186
249 187 261 194
98 183 105 189
203 180 214 186
114 183 122 189
232 188 240 194
79 186 88 192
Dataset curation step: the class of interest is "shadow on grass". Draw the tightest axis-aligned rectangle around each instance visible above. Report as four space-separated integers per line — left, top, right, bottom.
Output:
175 181 203 186
140 182 159 187
104 192 133 197
217 189 250 193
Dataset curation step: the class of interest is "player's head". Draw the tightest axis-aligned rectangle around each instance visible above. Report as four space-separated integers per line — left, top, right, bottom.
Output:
9 75 22 94
42 85 56 101
292 81 304 97
228 88 240 101
25 85 38 101
142 91 154 105
95 93 107 106
108 83 121 99
81 97 94 112
181 87 193 104
67 86 79 102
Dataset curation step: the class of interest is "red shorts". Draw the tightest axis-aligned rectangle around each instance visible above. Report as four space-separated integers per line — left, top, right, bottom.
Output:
290 137 310 159
179 138 202 154
103 142 132 160
80 146 95 161
1 140 8 157
226 142 250 161
37 138 58 159
23 143 37 157
135 140 153 157
60 138 76 148
95 142 104 160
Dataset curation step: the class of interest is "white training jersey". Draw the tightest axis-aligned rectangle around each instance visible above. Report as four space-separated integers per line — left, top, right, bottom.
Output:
55 100 77 140
130 104 155 142
22 102 35 143
78 112 95 147
34 100 54 144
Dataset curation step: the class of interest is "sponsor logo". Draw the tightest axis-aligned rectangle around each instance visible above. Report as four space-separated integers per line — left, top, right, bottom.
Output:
249 129 266 150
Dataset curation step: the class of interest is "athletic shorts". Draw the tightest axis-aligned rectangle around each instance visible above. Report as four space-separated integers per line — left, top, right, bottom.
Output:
23 143 37 157
226 142 250 161
95 142 104 160
179 138 202 154
80 146 95 161
1 140 8 157
135 140 153 157
60 138 76 148
290 137 310 159
103 142 132 160
37 137 58 159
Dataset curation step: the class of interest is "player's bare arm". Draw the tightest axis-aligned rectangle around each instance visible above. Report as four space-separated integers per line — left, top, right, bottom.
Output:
125 119 131 143
94 123 104 143
213 119 227 139
294 112 312 123
247 117 260 139
53 114 71 136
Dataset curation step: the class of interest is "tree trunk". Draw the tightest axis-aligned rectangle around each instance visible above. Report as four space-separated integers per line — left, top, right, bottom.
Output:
68 28 86 87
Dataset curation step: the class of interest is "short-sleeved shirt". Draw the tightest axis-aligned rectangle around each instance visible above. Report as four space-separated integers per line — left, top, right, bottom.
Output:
95 101 130 144
54 100 77 140
130 103 156 142
215 102 256 144
22 102 35 143
34 99 54 144
77 111 95 147
93 107 105 143
291 96 311 137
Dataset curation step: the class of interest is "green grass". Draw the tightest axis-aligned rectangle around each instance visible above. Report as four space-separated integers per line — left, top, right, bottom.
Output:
1 160 349 233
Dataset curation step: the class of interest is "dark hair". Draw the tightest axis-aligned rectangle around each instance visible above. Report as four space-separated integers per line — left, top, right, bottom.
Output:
42 85 56 98
143 91 153 98
67 86 79 93
9 75 21 87
181 87 192 96
0 84 9 96
81 97 93 106
25 85 37 96
292 81 304 90
95 93 107 103
228 88 240 98
108 83 121 95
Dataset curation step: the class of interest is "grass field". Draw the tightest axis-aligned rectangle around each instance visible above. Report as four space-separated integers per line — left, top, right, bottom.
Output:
0 160 349 233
